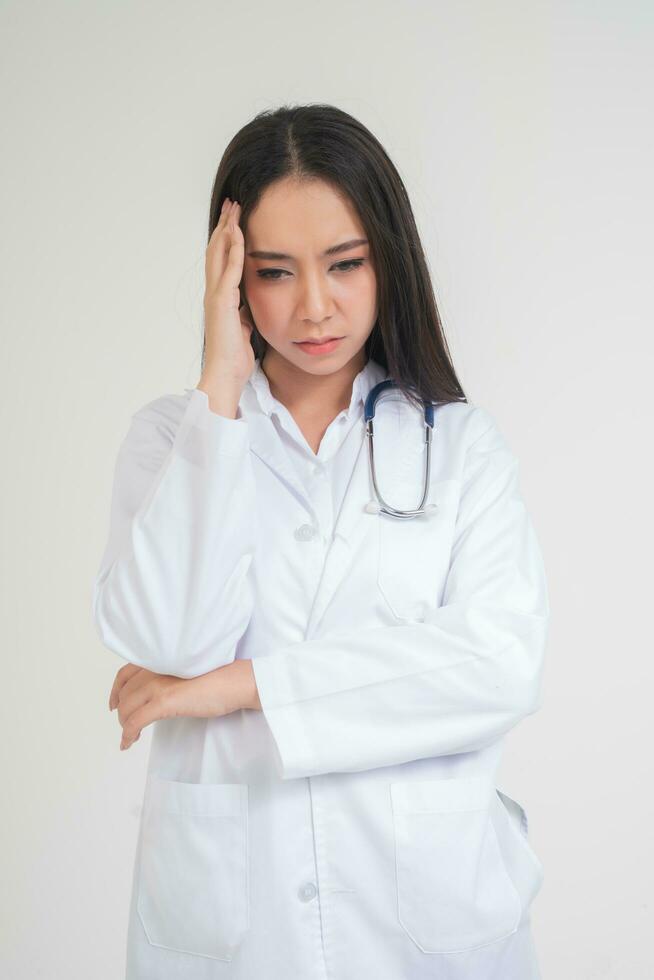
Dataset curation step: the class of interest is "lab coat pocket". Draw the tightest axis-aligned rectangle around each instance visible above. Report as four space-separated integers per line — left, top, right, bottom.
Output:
377 479 459 621
390 776 522 954
494 788 545 911
137 774 249 962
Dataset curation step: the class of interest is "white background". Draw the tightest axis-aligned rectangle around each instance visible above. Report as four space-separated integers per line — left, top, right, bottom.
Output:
1 1 651 977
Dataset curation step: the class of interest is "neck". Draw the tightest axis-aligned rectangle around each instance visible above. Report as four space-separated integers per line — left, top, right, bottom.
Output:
261 347 367 419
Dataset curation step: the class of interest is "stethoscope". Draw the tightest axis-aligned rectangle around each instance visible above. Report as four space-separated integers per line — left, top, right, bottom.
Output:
363 379 439 519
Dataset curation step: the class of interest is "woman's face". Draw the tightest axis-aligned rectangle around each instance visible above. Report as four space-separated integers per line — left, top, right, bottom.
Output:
241 177 378 376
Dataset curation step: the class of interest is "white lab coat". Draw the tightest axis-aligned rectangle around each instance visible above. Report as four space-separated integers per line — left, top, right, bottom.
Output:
92 356 549 980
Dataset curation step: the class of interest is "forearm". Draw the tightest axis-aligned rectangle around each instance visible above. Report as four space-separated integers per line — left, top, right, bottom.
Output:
92 389 257 677
110 656 262 751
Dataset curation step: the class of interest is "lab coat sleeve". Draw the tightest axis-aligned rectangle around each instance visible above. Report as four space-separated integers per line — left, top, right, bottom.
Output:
252 409 550 779
92 387 257 678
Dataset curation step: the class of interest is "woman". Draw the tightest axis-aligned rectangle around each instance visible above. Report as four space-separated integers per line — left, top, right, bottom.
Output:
93 104 549 980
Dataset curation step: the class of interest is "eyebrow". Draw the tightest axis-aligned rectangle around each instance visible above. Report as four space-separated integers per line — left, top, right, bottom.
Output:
246 238 369 261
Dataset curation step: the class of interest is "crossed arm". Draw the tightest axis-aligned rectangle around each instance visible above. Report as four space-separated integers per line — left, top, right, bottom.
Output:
109 658 261 751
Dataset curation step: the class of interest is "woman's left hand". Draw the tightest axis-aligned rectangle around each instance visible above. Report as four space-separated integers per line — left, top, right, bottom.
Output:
109 659 261 750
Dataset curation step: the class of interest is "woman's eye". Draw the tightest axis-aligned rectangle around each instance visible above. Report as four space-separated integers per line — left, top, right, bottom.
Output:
256 268 288 281
334 259 365 273
257 259 365 281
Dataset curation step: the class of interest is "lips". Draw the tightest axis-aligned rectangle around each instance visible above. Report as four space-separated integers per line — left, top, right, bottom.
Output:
295 336 342 344
295 336 345 355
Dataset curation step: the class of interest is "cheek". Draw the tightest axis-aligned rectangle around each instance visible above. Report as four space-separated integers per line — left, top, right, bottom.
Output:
342 266 377 314
244 274 284 318
244 279 290 343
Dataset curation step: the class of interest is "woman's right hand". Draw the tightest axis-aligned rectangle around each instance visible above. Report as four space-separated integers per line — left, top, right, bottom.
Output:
199 198 255 394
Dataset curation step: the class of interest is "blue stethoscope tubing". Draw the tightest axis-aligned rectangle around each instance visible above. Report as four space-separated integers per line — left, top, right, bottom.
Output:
363 378 438 519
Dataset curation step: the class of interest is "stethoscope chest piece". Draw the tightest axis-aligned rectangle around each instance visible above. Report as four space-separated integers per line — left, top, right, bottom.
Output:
363 378 438 520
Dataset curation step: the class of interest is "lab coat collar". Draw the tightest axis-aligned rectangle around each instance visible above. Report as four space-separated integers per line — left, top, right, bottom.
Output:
238 355 388 526
238 355 389 632
246 355 382 423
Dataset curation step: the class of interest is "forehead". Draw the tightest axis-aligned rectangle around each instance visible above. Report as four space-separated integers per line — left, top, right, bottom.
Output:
247 178 365 245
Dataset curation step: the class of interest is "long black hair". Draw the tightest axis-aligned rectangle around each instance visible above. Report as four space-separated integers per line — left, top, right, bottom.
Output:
203 103 466 410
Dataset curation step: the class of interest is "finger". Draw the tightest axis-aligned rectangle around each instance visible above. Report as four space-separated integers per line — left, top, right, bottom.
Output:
109 663 142 710
205 201 238 292
109 663 142 711
118 665 152 696
221 214 245 293
207 202 241 272
205 239 244 313
116 672 155 727
219 201 243 247
218 196 231 222
206 201 234 251
120 699 164 750
120 731 140 750
212 197 233 235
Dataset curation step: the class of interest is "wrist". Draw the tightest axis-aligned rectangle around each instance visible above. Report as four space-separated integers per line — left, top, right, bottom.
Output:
235 659 261 711
197 378 243 419
198 367 247 395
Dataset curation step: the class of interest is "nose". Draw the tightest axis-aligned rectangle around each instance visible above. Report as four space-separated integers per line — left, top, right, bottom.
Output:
296 269 336 323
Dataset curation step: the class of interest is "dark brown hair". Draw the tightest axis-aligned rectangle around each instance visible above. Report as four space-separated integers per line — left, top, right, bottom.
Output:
203 103 466 410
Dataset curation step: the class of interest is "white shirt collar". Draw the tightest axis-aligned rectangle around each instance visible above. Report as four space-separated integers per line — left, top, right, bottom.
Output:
247 355 386 422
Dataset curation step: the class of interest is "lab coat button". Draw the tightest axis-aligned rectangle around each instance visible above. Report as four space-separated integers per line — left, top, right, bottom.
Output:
294 523 318 541
298 882 317 902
